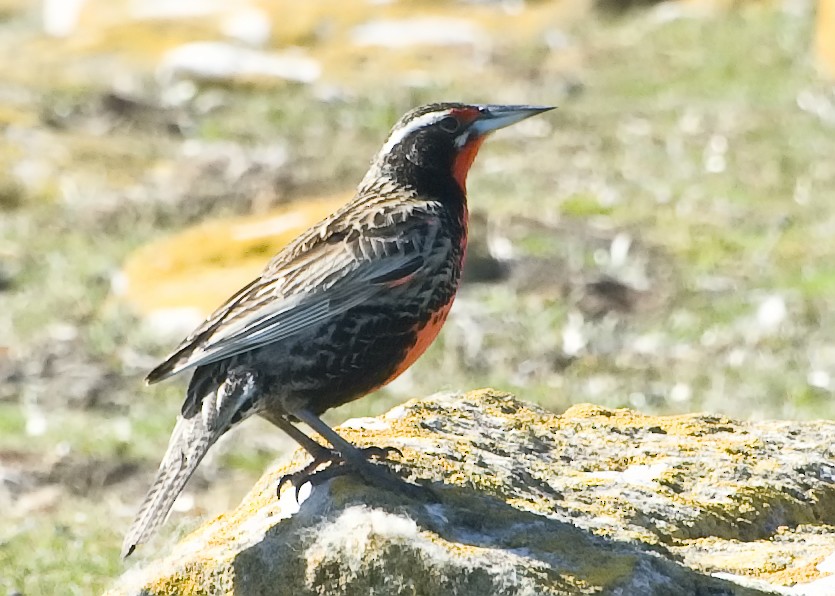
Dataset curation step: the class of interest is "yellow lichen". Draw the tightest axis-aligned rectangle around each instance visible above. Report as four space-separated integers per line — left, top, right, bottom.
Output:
120 195 349 316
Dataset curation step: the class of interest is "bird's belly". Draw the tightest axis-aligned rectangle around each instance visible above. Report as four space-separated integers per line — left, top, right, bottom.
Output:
261 281 457 415
376 299 453 389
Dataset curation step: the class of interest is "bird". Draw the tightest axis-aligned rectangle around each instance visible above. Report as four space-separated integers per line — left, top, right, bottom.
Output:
122 102 553 558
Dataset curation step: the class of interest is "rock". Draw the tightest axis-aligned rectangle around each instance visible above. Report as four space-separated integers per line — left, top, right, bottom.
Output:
221 8 272 47
158 42 321 85
129 0 235 21
108 389 835 595
350 18 487 49
42 0 87 37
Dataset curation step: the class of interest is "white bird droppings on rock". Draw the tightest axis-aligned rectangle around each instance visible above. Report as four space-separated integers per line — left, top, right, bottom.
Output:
817 551 835 574
306 507 422 573
382 405 409 421
273 479 311 521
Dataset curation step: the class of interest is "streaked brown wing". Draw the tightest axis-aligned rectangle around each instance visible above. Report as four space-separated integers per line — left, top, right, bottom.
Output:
146 199 445 384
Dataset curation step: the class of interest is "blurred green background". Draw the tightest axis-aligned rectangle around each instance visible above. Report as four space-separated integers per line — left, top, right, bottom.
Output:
1 0 834 592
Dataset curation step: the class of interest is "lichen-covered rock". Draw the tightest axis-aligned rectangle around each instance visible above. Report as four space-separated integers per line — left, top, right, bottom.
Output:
108 389 835 595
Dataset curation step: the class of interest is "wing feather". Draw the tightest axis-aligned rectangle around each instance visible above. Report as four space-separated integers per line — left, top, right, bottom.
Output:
147 199 444 383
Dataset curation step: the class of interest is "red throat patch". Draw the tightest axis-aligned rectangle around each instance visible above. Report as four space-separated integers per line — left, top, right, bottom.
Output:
452 135 486 192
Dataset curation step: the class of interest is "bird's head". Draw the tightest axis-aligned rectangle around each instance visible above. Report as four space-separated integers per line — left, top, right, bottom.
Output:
364 103 554 193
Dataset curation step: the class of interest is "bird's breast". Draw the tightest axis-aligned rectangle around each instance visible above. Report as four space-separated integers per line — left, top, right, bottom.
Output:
377 296 455 388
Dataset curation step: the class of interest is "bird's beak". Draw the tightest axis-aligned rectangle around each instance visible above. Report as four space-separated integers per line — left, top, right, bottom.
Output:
469 104 555 136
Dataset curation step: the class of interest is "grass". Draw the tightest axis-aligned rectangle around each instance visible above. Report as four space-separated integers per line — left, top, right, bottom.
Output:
0 499 124 595
1 2 834 592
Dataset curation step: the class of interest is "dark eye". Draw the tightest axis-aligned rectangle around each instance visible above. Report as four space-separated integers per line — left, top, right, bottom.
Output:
438 116 460 133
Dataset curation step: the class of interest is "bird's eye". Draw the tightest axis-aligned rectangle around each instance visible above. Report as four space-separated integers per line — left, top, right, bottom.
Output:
438 116 460 133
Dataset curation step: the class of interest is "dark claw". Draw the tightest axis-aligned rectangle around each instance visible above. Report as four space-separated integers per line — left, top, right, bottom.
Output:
276 472 296 496
277 448 340 498
276 444 426 502
276 468 317 500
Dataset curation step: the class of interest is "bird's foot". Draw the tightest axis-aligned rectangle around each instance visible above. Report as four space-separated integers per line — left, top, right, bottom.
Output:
338 444 437 501
277 449 337 499
344 452 434 501
276 445 404 500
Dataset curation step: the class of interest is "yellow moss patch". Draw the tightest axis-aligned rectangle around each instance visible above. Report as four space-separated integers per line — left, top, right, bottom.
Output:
818 0 835 79
119 195 349 316
563 403 743 439
147 563 236 596
764 554 829 587
687 535 831 587
562 403 619 419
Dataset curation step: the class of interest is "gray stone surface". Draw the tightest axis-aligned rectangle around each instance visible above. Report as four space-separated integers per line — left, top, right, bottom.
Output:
109 389 835 595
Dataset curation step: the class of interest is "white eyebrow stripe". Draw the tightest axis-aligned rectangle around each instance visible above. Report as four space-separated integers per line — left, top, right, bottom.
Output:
377 110 453 156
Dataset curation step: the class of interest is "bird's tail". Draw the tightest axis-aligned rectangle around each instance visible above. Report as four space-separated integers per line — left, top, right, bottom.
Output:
121 367 258 558
120 414 217 558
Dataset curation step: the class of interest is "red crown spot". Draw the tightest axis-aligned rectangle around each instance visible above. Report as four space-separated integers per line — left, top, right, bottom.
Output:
449 106 481 126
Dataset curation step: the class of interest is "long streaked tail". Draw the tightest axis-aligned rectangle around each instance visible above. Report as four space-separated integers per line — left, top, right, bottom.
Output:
121 367 258 558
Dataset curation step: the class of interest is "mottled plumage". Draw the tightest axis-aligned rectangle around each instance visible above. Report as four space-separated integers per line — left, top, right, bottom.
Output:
122 103 552 558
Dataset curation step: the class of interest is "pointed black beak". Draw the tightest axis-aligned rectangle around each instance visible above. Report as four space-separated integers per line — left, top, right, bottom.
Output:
470 105 555 135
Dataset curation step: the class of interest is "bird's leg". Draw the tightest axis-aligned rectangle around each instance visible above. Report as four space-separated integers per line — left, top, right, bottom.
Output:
267 414 401 497
266 415 340 496
292 408 429 500
268 413 333 459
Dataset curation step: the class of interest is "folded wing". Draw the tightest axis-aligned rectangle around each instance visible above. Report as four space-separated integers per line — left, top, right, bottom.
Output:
146 201 445 384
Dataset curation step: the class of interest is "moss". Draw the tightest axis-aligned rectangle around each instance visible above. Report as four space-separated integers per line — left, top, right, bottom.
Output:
146 566 233 596
764 554 828 586
120 196 349 316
